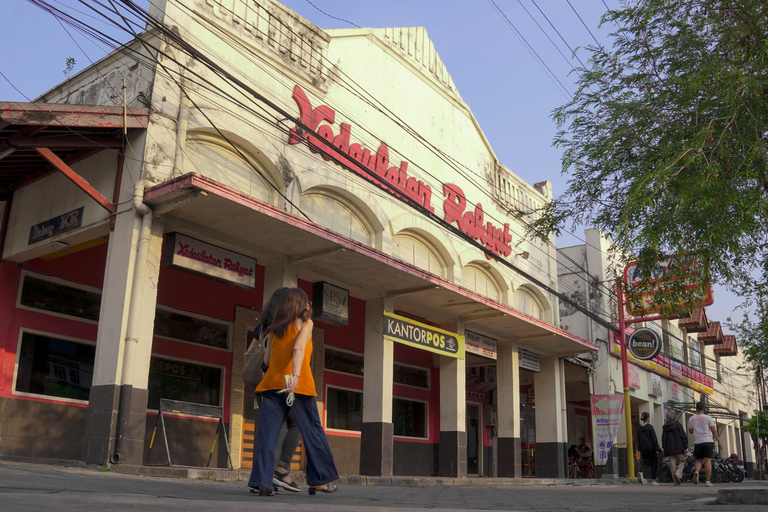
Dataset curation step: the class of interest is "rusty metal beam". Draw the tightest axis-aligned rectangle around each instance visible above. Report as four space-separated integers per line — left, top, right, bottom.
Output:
35 147 116 214
6 135 123 149
0 103 148 129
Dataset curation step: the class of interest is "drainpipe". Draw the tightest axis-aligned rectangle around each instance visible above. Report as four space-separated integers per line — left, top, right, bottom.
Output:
112 179 153 463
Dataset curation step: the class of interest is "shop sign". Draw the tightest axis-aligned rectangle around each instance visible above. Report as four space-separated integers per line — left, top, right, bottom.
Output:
28 206 84 245
670 360 683 381
465 330 497 360
609 331 712 395
312 281 349 326
669 381 681 402
287 85 513 259
628 364 641 389
627 327 662 360
623 254 714 318
648 374 663 397
382 312 464 359
165 232 256 288
591 394 625 465
527 387 535 405
518 349 540 372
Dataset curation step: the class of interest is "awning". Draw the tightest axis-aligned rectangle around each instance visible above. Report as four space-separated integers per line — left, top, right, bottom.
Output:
0 102 148 208
145 173 597 356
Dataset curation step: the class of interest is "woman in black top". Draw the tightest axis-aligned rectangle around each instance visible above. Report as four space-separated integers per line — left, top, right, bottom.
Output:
636 412 661 484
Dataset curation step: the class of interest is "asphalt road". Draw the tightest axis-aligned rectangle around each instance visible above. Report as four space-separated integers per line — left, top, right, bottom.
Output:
1 459 767 512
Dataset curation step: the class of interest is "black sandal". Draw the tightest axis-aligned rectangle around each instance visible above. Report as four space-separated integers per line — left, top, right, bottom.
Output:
273 470 302 492
308 483 338 495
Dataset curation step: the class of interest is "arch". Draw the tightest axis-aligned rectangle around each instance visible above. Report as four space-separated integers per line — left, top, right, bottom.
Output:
389 213 459 277
461 261 507 303
392 230 447 279
300 186 376 247
183 130 285 204
514 283 552 323
297 166 389 234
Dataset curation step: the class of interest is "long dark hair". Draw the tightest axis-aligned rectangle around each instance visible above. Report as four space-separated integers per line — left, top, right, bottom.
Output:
267 287 312 338
259 287 289 331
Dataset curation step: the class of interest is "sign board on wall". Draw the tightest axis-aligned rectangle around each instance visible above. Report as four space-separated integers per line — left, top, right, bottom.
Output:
648 374 663 397
312 281 349 326
591 394 625 465
28 206 84 245
518 349 540 372
623 255 714 318
165 232 256 288
669 381 681 402
465 331 497 360
382 312 464 359
609 331 713 395
627 364 641 389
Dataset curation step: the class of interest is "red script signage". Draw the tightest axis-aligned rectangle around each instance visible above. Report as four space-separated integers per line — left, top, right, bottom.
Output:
288 85 513 258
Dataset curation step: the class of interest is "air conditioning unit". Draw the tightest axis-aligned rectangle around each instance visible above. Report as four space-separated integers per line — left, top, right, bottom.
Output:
477 366 497 387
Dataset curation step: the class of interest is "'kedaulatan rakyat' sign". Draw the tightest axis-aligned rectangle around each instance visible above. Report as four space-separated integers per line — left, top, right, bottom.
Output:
287 85 513 259
165 232 256 288
383 312 464 359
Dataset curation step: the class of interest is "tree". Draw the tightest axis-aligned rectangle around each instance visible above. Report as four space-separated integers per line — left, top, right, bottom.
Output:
741 410 768 478
526 0 768 317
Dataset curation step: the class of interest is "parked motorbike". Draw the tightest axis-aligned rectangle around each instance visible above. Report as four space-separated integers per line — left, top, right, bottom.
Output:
658 453 725 484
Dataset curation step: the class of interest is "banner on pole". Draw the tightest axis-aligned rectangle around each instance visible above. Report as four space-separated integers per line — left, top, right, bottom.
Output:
591 394 625 465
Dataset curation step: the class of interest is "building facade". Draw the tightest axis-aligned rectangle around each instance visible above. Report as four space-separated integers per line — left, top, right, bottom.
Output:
0 0 596 478
558 229 758 476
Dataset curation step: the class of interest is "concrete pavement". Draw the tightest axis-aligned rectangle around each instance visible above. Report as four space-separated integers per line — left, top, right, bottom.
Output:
1 458 767 511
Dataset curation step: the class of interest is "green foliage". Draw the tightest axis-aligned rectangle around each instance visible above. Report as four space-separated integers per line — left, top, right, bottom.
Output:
63 57 76 78
528 0 768 319
742 411 768 440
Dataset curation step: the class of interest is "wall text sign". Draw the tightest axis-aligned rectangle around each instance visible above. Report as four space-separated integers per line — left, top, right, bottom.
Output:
383 312 464 359
165 232 256 288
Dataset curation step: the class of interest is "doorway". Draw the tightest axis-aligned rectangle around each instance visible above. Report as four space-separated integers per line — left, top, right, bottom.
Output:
467 403 482 476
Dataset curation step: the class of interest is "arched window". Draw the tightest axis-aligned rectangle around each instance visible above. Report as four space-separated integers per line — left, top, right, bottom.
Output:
301 191 372 246
184 136 272 202
516 290 544 320
392 234 445 278
462 265 500 302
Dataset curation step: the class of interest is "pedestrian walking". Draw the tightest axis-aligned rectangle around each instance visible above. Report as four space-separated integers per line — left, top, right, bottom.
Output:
636 412 661 485
661 409 688 485
688 401 723 487
247 287 304 493
248 287 339 496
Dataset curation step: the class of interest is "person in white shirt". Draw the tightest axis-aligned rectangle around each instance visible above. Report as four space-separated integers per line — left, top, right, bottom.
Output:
687 402 723 487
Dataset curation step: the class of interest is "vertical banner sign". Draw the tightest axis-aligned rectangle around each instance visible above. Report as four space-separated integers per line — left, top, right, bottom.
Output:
591 394 625 465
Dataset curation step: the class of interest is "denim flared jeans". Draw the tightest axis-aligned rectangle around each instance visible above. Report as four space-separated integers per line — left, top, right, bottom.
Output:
248 391 339 490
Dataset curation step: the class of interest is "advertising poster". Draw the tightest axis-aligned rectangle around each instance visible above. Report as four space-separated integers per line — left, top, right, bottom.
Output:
591 394 625 465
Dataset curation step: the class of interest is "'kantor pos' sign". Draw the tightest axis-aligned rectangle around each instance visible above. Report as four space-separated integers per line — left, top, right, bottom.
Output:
627 327 662 360
383 312 464 359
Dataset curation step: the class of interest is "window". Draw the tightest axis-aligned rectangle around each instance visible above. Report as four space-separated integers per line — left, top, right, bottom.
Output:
147 356 223 410
689 338 703 371
19 273 101 322
326 387 363 431
392 234 445 278
325 386 428 438
185 136 272 202
324 347 364 376
393 398 427 438
154 306 230 350
462 265 500 302
516 290 544 320
301 191 372 246
15 332 95 401
393 363 430 389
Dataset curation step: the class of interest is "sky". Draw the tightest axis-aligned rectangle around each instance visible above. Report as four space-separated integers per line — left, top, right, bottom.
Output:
0 0 750 325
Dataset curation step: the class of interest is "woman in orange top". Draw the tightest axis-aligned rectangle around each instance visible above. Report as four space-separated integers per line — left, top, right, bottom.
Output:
248 288 339 496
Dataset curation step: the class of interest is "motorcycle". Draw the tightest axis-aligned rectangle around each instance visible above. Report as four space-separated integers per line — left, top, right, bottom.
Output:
658 453 724 484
